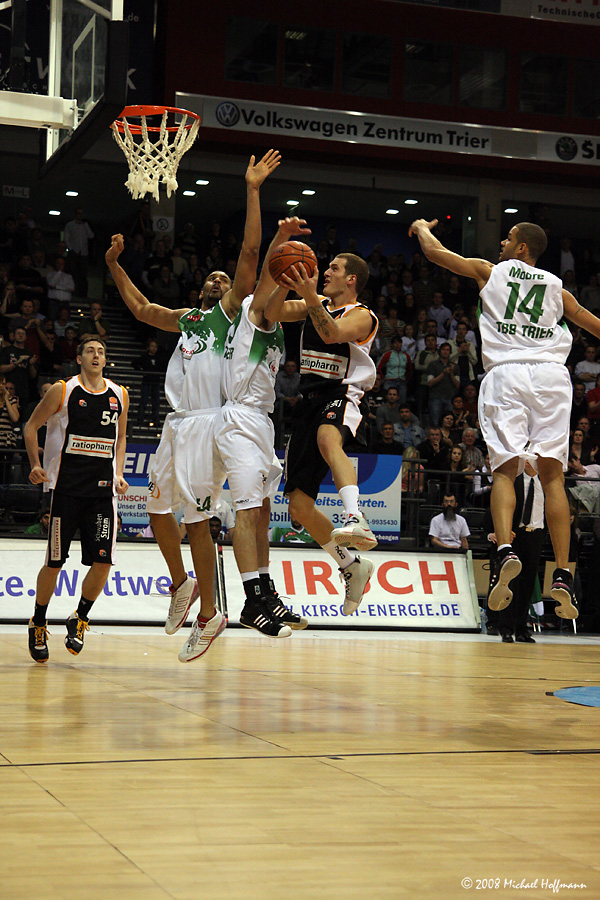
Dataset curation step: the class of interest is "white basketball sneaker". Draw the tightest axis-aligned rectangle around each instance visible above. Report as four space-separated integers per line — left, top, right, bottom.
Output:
165 576 199 634
178 610 227 663
340 556 375 616
331 512 378 552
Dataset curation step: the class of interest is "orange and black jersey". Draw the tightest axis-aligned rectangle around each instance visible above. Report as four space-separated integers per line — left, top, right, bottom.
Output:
299 299 378 396
44 376 125 497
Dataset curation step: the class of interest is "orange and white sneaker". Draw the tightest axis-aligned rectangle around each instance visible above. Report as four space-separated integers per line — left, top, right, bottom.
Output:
331 512 377 552
178 610 227 662
165 576 199 634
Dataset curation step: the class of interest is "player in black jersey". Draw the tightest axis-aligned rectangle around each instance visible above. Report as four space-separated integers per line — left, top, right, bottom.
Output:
265 253 379 616
23 337 129 663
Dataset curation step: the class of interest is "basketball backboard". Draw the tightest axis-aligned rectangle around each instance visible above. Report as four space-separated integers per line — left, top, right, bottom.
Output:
0 0 128 177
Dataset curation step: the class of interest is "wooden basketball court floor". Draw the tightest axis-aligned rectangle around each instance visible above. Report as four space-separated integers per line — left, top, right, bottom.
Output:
1 625 599 900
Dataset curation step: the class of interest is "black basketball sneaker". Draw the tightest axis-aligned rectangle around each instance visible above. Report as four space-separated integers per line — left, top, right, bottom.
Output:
487 547 521 612
264 589 308 630
550 568 578 619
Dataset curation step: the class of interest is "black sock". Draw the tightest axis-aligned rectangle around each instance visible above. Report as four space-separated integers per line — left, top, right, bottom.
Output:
243 579 263 606
259 574 276 597
33 603 47 626
77 596 95 621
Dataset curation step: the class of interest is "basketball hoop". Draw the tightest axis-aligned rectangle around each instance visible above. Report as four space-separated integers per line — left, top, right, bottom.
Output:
111 105 201 202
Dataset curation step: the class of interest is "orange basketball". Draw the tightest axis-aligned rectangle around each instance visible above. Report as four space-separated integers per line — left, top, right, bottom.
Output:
268 241 318 286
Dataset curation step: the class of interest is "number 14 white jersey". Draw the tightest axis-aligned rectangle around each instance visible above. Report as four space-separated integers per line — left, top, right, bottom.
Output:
479 260 572 372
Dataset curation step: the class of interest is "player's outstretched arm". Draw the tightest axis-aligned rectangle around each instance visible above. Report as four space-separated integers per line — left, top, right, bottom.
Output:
105 235 189 333
408 219 493 289
224 149 281 318
563 291 600 339
115 388 130 495
263 285 308 323
252 216 312 323
24 381 64 482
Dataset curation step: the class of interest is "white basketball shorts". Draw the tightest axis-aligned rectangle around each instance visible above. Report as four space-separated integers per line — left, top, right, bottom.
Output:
173 408 226 524
478 361 571 473
216 402 282 510
146 413 182 516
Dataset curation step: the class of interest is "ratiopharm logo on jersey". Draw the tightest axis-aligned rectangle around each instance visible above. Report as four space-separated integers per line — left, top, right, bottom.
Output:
270 452 402 543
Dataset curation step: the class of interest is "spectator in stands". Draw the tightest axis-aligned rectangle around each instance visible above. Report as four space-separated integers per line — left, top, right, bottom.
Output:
25 508 51 536
429 494 470 550
570 382 588 430
377 335 411 400
462 382 480 427
270 518 314 544
393 403 424 448
427 341 459 426
445 303 465 340
379 307 403 351
143 238 172 288
400 268 413 298
5 297 42 357
275 359 302 434
369 421 403 455
401 322 417 362
585 372 600 438
0 278 18 323
78 301 110 340
567 456 600 515
132 337 167 426
412 265 436 307
152 264 181 308
170 246 189 283
418 426 450 470
127 201 154 251
22 379 53 424
46 257 75 321
0 374 20 481
427 291 452 337
448 322 477 389
325 224 340 260
580 274 600 312
439 411 460 448
14 253 45 305
64 207 94 296
120 233 149 289
59 325 79 375
460 427 485 471
401 446 424 494
443 444 470 506
414 333 439 416
365 372 385 437
32 249 51 281
559 236 576 278
563 269 579 299
472 452 493 507
417 318 445 353
401 293 416 325
569 427 594 466
179 222 198 260
0 326 36 404
37 324 63 377
444 274 468 310
376 386 401 433
575 345 600 394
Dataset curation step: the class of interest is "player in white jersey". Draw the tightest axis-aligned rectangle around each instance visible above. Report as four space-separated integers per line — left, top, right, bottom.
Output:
217 217 313 634
264 253 379 617
105 149 281 661
409 218 600 620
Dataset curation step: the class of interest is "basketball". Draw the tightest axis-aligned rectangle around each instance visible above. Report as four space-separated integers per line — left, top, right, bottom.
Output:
268 241 318 286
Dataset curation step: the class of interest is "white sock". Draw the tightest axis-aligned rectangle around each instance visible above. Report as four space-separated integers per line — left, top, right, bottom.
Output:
258 567 269 576
241 571 259 583
339 485 360 517
498 544 512 552
323 540 356 570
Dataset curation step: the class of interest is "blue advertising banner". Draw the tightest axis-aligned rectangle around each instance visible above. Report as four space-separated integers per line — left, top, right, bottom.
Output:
119 444 402 542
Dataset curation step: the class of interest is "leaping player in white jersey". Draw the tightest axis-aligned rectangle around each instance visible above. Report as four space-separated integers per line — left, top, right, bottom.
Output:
409 218 600 620
217 217 314 635
264 253 379 617
105 149 281 662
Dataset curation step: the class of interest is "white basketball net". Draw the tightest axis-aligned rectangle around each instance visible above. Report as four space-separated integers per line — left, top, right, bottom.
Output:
111 110 200 202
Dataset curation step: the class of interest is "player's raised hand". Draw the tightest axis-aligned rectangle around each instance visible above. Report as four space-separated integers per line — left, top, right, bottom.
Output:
245 149 281 188
408 218 438 237
105 234 124 264
115 475 129 495
280 262 319 302
277 217 311 239
29 465 49 485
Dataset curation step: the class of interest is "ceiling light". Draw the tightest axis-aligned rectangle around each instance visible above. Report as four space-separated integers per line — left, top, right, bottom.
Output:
404 199 418 205
65 190 78 197
183 190 196 197
49 210 60 216
195 179 209 185
302 189 315 196
467 216 472 222
286 200 300 206
386 209 399 215
504 207 518 214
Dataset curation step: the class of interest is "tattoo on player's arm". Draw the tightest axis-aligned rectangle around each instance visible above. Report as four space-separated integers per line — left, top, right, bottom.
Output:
308 305 333 340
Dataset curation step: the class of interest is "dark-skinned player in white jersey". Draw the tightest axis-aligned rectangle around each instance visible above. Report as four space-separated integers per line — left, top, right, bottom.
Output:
24 337 129 662
409 218 600 619
264 254 379 616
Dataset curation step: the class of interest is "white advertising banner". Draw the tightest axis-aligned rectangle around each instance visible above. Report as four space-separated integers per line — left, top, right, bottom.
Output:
177 92 600 167
0 541 480 630
528 0 600 24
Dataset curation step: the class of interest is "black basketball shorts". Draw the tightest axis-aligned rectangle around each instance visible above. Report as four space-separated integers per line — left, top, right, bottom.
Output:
284 386 368 500
46 492 117 568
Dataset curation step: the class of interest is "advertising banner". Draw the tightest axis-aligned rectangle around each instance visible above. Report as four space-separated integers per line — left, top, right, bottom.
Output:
119 444 402 543
178 92 600 167
0 542 480 631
